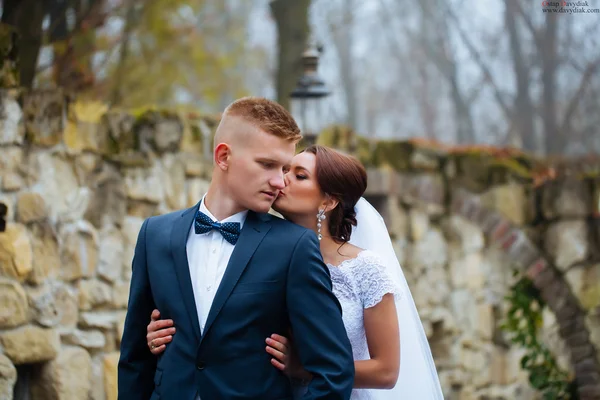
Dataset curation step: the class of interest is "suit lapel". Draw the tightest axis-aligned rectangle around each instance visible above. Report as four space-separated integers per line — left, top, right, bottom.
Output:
200 211 271 343
170 202 202 342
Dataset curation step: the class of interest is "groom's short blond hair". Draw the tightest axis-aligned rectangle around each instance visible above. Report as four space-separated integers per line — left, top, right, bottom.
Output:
214 97 302 145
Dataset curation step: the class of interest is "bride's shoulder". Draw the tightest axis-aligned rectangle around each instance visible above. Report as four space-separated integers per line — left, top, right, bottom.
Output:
326 243 364 268
354 249 386 269
342 243 364 259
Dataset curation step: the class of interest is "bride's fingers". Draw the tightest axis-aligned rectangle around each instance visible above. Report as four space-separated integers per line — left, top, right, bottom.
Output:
150 335 172 348
146 328 176 348
151 309 161 321
150 344 166 355
147 319 174 334
270 358 286 371
265 345 286 362
147 326 176 342
270 334 290 348
266 336 288 354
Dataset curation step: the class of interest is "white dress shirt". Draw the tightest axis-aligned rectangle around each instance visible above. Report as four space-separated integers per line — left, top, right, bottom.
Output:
186 196 248 335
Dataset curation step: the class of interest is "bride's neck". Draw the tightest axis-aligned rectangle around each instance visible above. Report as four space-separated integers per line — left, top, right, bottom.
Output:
319 237 347 262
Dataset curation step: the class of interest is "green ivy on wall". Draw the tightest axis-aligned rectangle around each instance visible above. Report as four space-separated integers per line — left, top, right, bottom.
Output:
502 275 579 400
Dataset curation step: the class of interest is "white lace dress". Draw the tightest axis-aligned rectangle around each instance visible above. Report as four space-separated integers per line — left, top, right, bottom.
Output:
327 250 402 400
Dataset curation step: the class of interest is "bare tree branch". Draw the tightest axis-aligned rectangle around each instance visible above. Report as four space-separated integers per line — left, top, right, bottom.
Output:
513 0 543 50
445 5 512 119
465 74 489 105
561 57 600 133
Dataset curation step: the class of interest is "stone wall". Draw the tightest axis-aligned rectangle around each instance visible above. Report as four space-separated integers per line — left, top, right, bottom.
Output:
0 90 599 399
363 172 600 399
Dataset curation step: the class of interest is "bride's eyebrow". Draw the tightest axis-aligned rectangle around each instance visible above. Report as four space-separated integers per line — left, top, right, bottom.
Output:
293 166 310 175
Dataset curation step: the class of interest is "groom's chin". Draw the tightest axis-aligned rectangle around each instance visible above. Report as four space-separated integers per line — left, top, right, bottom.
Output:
249 201 274 214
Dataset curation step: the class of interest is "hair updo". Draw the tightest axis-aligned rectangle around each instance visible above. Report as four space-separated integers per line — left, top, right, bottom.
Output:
302 145 367 242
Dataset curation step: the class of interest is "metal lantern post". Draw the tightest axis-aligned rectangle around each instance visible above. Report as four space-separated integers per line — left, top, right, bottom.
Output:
290 38 331 145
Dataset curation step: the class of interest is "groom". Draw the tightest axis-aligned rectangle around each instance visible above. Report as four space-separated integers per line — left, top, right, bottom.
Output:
118 97 354 399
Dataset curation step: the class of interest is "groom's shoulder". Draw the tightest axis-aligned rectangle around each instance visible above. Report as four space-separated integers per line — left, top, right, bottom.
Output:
145 206 193 227
261 212 314 240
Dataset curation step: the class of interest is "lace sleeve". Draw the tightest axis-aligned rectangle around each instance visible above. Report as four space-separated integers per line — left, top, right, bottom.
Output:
354 251 402 309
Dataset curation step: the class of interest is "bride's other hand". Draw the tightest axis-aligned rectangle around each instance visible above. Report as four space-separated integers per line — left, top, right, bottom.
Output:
147 309 175 355
265 333 311 381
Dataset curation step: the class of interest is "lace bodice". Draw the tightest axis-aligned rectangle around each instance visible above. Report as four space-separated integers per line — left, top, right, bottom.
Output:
327 250 402 400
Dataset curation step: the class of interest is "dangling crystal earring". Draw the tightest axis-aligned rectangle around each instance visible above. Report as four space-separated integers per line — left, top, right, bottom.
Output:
317 209 326 241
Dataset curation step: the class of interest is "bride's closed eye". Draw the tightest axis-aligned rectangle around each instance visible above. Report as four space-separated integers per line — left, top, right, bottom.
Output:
296 175 307 180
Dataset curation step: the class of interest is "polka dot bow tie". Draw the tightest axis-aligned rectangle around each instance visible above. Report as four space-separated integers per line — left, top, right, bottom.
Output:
194 210 241 245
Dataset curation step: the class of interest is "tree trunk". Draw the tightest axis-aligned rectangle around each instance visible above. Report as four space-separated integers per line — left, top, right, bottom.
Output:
449 76 476 144
505 0 537 152
110 0 138 106
2 0 45 88
269 0 311 111
335 0 358 130
541 11 560 154
417 65 436 138
428 0 475 144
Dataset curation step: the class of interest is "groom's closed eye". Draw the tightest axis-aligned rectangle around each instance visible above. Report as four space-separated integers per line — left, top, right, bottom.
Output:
259 161 275 169
257 158 287 171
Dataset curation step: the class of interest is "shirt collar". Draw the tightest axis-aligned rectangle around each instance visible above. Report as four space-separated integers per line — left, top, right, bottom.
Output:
199 194 248 229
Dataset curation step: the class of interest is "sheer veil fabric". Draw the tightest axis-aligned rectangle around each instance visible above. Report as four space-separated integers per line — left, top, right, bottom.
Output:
349 198 444 400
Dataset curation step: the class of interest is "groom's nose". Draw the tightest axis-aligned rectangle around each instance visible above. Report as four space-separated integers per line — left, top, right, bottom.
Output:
270 173 286 190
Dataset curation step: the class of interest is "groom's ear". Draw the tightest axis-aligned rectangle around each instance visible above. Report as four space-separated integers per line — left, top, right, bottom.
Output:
214 143 231 171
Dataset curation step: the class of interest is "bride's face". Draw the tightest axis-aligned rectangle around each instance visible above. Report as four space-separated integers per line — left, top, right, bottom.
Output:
272 151 325 222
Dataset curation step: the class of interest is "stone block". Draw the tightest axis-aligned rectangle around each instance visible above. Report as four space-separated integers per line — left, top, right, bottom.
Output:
542 178 593 219
22 90 65 147
566 264 600 310
0 354 17 400
84 163 126 229
98 227 125 283
0 92 24 145
28 221 60 285
59 221 99 281
481 183 527 226
103 352 120 400
408 208 430 242
0 278 28 328
62 329 106 350
443 215 485 256
16 192 48 223
135 111 183 154
28 152 81 221
78 279 113 311
0 326 60 365
30 346 92 400
0 223 32 281
28 281 78 329
545 220 589 271
64 101 109 153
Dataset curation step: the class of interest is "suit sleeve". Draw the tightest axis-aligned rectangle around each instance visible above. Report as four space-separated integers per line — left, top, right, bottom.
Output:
286 230 355 399
117 218 157 400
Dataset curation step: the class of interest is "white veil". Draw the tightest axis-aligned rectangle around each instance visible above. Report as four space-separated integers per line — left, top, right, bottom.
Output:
349 197 444 400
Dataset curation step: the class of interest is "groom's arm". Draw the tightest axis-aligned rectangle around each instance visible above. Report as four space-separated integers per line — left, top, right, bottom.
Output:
286 230 354 400
118 218 157 400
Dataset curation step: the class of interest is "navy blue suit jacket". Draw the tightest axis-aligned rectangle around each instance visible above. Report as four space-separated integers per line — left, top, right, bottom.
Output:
118 203 354 399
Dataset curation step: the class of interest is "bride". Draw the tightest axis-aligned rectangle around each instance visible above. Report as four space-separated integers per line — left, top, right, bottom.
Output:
145 145 444 399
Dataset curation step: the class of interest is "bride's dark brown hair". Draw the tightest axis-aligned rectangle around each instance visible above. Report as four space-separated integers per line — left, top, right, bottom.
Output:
302 145 367 243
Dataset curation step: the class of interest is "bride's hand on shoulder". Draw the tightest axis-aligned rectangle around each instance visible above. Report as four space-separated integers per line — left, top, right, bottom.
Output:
147 309 176 355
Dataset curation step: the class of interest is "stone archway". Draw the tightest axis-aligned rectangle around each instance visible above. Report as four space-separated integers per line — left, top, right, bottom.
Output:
365 166 600 399
449 188 600 400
